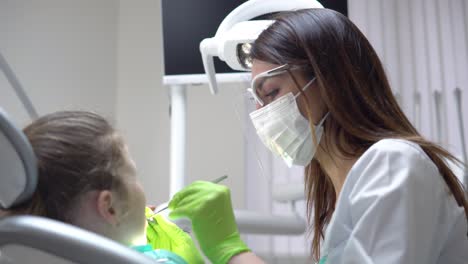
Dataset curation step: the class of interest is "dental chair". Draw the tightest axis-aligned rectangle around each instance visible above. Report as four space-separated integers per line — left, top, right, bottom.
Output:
0 109 156 264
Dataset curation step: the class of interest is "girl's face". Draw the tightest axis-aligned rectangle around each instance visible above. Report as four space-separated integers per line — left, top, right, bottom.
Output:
112 146 148 246
72 143 148 246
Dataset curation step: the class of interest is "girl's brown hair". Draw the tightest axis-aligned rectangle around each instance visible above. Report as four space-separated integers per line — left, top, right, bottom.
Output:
251 8 468 260
5 111 127 223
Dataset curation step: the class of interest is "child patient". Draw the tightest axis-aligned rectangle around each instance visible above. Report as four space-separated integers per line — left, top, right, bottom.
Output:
2 111 203 264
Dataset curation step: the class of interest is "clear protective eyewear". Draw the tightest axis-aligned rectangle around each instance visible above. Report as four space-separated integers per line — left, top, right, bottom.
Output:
247 64 311 107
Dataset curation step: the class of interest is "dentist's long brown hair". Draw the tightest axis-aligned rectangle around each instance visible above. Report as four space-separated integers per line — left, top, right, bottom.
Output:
251 8 468 260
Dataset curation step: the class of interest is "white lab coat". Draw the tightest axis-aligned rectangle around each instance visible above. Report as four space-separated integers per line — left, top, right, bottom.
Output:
320 139 468 264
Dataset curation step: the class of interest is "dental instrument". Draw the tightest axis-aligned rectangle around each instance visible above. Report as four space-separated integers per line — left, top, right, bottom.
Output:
148 175 228 219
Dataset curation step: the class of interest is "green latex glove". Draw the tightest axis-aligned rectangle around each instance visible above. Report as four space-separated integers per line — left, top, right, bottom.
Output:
145 207 204 264
168 181 250 264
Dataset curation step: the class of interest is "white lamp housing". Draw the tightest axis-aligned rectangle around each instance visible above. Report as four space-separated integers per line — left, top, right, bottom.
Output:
218 20 275 71
200 0 324 94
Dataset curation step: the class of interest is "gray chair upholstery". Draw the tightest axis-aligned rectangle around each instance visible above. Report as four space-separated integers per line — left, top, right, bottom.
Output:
0 215 155 264
0 108 37 209
0 108 156 263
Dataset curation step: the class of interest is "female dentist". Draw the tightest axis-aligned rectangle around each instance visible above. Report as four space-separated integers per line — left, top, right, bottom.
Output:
169 8 468 264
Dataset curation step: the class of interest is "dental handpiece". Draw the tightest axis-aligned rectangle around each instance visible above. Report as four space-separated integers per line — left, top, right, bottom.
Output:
148 175 228 218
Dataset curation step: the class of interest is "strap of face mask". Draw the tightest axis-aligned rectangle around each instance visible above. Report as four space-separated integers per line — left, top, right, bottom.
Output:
302 77 316 91
292 77 329 128
318 112 330 127
293 77 316 99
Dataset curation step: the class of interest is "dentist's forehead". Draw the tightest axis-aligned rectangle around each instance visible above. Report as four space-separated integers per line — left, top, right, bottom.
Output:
251 60 281 79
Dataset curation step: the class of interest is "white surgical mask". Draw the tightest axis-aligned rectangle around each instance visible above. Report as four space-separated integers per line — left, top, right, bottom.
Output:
249 80 328 167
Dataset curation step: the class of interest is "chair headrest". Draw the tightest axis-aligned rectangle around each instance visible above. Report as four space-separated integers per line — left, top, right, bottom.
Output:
0 108 37 209
0 215 155 263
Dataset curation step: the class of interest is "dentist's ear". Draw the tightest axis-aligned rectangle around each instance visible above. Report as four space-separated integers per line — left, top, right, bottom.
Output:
96 190 119 226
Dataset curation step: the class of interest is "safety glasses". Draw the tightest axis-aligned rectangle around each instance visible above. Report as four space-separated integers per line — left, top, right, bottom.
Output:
247 64 311 107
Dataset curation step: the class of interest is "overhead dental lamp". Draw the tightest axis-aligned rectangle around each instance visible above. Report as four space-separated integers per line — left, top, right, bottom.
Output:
200 0 324 94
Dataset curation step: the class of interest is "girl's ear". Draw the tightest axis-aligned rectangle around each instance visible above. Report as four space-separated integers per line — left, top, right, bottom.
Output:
96 190 119 226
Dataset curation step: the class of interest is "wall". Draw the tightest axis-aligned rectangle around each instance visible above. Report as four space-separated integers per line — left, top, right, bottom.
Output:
0 0 168 205
349 0 468 159
115 0 168 205
184 82 246 209
0 0 118 127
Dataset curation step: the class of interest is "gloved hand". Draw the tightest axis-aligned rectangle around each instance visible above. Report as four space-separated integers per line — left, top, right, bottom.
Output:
168 181 250 264
145 207 204 264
